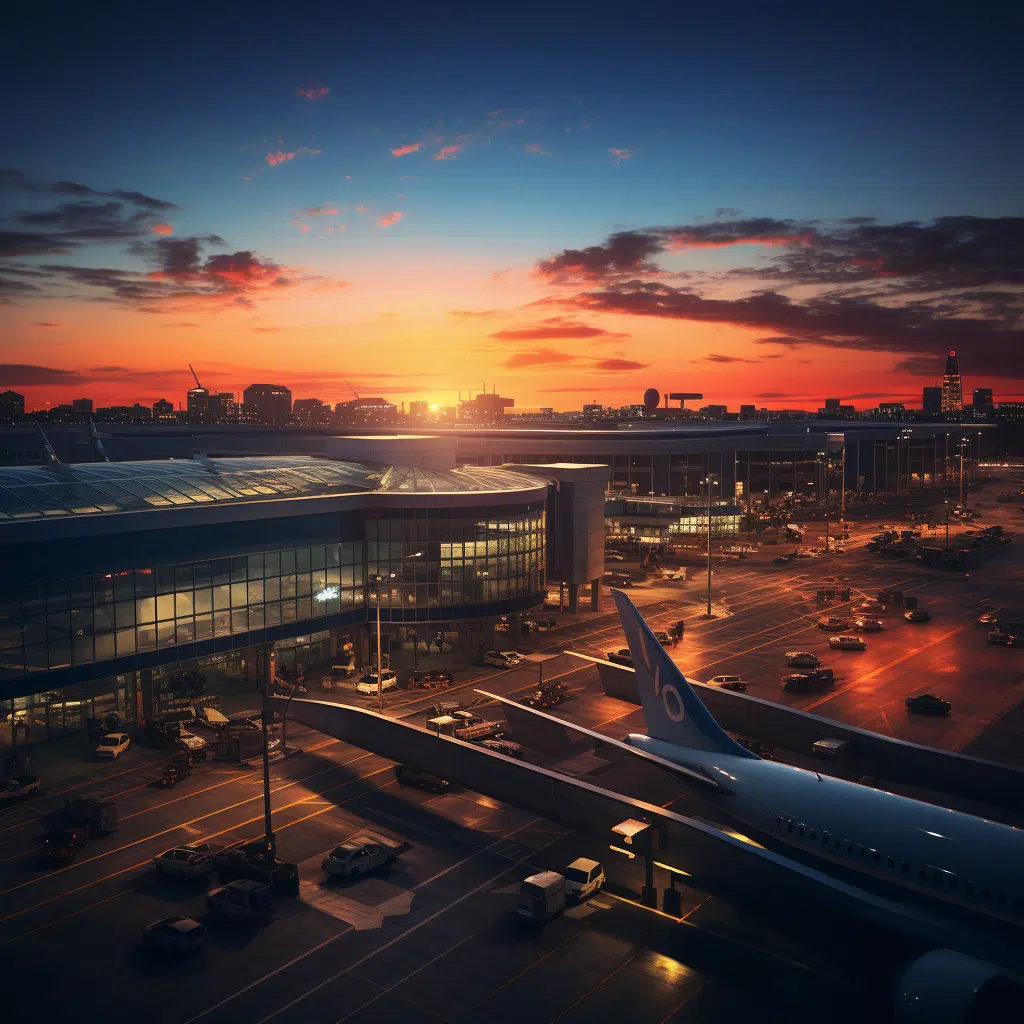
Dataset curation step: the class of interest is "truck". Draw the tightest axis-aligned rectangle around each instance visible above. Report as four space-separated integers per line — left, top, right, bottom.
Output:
44 796 119 838
812 738 851 762
426 711 503 741
517 871 566 921
320 832 408 879
214 839 300 895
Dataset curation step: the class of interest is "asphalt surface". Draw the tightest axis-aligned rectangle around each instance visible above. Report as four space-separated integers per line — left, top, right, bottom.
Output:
2 479 1021 1024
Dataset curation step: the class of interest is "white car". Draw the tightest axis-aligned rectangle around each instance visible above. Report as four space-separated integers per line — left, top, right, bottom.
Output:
153 843 222 878
177 729 208 755
830 634 866 651
144 916 207 953
563 857 605 901
483 651 522 669
605 553 626 562
355 670 399 695
708 675 747 692
0 774 41 802
94 731 131 759
321 837 398 879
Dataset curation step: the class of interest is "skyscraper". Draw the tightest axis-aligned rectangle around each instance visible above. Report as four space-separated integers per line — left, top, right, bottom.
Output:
922 386 942 416
941 350 963 414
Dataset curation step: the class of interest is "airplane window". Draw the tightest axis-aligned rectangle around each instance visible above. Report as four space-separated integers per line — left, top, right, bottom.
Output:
981 888 990 899
859 846 867 858
798 825 805 836
846 842 854 854
887 857 895 868
776 816 782 828
821 831 829 843
966 882 974 895
917 867 926 880
902 862 910 873
933 870 942 885
787 820 794 832
872 851 880 862
835 839 842 849
948 876 957 890
808 829 816 840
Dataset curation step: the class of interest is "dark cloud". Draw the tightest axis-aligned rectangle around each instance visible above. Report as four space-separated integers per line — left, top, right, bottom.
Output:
0 363 86 386
754 336 805 346
1 170 177 211
503 348 576 369
592 358 648 371
33 321 62 328
754 392 791 399
490 318 627 341
703 353 759 364
534 230 664 284
715 207 742 219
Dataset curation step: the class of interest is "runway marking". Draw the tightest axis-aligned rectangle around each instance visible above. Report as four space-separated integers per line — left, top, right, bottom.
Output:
656 983 705 1024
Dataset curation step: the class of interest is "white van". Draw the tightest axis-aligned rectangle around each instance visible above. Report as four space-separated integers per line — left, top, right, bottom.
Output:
563 858 605 901
516 871 566 921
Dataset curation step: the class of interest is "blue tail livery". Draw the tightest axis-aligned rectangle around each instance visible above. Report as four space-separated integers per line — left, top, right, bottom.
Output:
611 590 758 758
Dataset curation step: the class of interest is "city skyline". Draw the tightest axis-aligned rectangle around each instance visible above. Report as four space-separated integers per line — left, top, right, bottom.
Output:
1 5 1020 412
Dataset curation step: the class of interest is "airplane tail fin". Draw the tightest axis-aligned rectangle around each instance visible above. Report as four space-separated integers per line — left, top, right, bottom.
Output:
611 590 758 758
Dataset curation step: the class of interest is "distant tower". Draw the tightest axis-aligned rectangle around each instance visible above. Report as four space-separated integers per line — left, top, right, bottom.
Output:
941 350 963 415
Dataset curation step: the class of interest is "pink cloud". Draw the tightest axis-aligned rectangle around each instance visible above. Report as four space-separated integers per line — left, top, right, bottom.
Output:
523 143 550 156
290 220 310 233
151 223 174 236
355 204 369 213
33 322 63 329
434 144 463 161
378 211 405 228
608 148 636 162
296 86 329 100
301 204 340 216
391 143 421 157
266 147 321 167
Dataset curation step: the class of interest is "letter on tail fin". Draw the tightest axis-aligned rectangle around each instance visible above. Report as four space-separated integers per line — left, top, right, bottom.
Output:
611 590 758 758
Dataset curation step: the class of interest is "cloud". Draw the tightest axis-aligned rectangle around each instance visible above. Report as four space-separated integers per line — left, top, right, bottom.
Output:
266 147 321 167
449 309 500 319
252 326 281 333
489 269 511 280
503 348 576 369
291 220 310 233
608 148 636 162
489 318 628 341
296 86 329 100
715 207 742 219
0 171 177 211
523 143 550 156
433 145 463 161
162 322 200 328
535 231 664 284
702 353 760 364
591 358 648 371
391 143 421 157
378 211 404 228
301 204 339 216
664 219 814 250
150 223 174 236
0 363 85 385
33 321 62 328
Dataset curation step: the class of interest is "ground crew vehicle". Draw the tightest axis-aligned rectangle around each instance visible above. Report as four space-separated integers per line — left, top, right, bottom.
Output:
206 879 275 923
405 668 454 690
563 858 605 901
426 711 502 741
321 833 407 879
157 752 195 788
517 871 566 920
606 649 633 667
394 764 449 792
47 796 119 837
525 682 567 708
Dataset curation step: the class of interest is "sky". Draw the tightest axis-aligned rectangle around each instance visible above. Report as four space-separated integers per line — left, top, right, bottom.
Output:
0 2 1021 412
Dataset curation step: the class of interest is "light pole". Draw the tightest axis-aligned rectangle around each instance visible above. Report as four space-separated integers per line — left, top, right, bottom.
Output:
703 473 718 617
819 451 830 554
369 551 422 713
944 499 950 550
959 439 966 508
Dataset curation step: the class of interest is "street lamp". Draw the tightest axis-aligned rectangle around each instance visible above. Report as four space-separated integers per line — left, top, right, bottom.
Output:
944 499 950 550
703 474 718 617
369 551 423 714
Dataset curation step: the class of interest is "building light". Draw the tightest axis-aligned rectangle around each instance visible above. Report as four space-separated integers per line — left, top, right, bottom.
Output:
314 586 340 602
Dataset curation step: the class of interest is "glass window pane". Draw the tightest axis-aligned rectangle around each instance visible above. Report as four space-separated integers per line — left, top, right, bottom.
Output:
265 551 280 577
248 604 265 630
137 624 156 651
156 593 175 620
296 548 311 572
265 603 281 627
175 592 194 617
213 611 231 637
247 553 264 578
157 621 175 648
264 577 281 602
231 557 247 582
213 585 230 610
281 549 296 574
116 628 136 657
231 608 248 633
194 588 212 615
247 580 264 604
95 633 115 661
136 596 156 624
195 614 213 641
115 600 135 627
230 583 247 607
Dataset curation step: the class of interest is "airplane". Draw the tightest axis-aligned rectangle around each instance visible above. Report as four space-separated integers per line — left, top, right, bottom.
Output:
607 589 1024 939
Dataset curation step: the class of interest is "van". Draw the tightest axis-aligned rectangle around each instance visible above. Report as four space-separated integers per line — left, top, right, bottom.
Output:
517 871 566 921
812 738 850 761
563 858 605 901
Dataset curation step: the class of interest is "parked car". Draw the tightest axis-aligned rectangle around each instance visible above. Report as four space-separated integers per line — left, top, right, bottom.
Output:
652 630 677 646
394 763 449 793
206 879 275 923
176 729 209 759
532 618 558 632
782 673 830 694
153 843 222 879
480 738 523 757
818 616 849 631
708 675 747 692
321 661 359 689
0 774 40 802
785 651 821 668
853 618 884 633
321 834 404 879
405 668 454 690
988 629 1024 648
605 553 626 562
39 826 89 866
905 694 952 716
563 858 605 901
854 602 887 616
483 651 522 669
830 635 867 651
905 609 932 623
606 649 633 667
356 669 399 694
94 731 131 760
144 916 207 954
524 682 567 709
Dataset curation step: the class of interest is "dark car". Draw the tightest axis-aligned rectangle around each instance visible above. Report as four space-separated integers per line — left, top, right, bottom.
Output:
905 694 951 715
668 620 686 639
904 610 932 623
39 826 89 865
405 668 454 690
606 649 633 667
986 628 1022 646
394 764 449 793
853 618 884 633
782 672 830 694
652 630 677 646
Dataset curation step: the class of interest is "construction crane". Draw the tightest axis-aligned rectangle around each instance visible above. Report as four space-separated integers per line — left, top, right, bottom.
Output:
343 379 360 400
189 364 203 391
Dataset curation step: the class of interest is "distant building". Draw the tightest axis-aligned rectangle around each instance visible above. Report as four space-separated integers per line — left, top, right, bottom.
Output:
941 350 963 414
459 392 514 424
72 398 94 415
152 398 175 421
95 404 152 423
739 404 756 420
334 397 397 425
408 400 429 418
972 388 994 415
922 386 942 416
878 402 906 418
186 386 210 420
292 398 330 426
582 404 603 417
699 405 728 420
0 390 25 420
819 398 855 418
242 383 291 426
996 402 1024 423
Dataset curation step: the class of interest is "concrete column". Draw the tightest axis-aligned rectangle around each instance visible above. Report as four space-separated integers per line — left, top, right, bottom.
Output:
508 613 522 645
590 579 600 611
353 624 370 668
568 583 580 614
140 668 155 720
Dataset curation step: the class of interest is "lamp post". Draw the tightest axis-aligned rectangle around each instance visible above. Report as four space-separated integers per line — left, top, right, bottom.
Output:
703 473 718 617
959 439 966 508
369 551 422 714
819 451 830 554
944 499 950 550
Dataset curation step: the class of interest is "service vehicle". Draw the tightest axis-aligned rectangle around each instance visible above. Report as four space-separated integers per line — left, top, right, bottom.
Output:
905 693 952 716
563 858 605 901
206 879 275 923
606 648 633 667
818 616 849 631
0 774 40 802
517 870 567 921
355 669 399 695
143 916 207 954
194 706 230 728
483 651 522 669
321 661 359 689
157 752 195 788
405 668 453 690
812 738 851 761
394 763 449 792
668 620 686 639
47 796 119 837
605 552 626 562
532 618 558 632
652 630 677 646
426 711 503 741
830 634 866 651
39 826 88 866
321 833 406 879
176 729 209 759
479 738 523 757
785 651 821 668
782 673 831 694
853 618 884 633
153 843 221 879
94 731 131 760
708 675 747 692
525 682 567 708
905 609 932 623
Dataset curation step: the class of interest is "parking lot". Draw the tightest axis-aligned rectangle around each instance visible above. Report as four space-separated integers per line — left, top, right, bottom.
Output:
1 482 1021 1024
